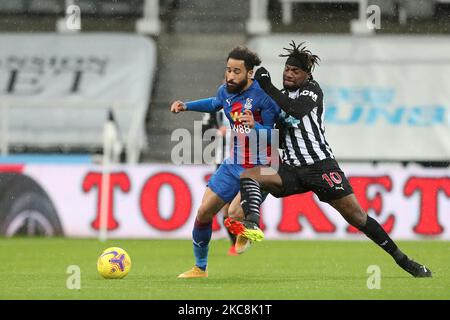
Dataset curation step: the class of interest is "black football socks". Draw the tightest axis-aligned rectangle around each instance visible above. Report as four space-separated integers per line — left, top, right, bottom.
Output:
358 216 405 262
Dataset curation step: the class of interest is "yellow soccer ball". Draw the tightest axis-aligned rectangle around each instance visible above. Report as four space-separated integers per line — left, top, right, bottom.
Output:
97 247 131 279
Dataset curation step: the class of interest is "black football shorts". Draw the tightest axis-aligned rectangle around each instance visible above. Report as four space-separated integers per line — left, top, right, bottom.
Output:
272 158 353 203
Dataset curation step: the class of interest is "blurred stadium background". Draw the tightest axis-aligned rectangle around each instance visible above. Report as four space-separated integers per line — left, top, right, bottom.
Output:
0 0 449 239
0 0 450 300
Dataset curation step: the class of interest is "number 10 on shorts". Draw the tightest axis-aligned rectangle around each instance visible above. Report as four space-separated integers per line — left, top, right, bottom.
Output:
322 172 342 187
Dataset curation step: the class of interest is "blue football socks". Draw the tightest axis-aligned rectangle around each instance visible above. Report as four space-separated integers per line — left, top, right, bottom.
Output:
192 218 213 271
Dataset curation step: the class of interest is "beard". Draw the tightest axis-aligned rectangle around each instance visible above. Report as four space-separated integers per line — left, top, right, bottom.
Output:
226 78 248 94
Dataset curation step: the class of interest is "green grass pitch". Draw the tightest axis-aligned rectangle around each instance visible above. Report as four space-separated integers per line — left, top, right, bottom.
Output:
0 238 448 300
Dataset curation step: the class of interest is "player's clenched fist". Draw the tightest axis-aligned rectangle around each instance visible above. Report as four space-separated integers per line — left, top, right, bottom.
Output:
238 110 255 128
170 100 187 113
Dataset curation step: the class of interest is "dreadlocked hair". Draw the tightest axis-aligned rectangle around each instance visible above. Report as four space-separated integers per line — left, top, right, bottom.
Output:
279 40 320 73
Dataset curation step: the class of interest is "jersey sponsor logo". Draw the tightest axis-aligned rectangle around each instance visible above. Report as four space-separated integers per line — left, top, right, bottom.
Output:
230 111 251 133
230 101 243 115
230 101 251 133
300 90 318 102
230 111 241 122
231 122 251 133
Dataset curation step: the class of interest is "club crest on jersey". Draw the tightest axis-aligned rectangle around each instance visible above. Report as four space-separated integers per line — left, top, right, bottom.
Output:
244 98 253 110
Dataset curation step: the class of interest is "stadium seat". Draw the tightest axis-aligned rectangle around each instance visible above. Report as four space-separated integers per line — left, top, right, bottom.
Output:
28 0 64 14
0 0 26 13
98 0 141 16
77 0 98 15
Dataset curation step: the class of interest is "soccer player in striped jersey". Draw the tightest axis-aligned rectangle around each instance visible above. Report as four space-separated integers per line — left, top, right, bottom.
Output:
171 46 279 278
225 41 432 278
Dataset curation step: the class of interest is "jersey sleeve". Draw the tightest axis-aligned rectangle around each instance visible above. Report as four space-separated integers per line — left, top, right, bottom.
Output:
185 97 222 113
264 81 322 119
185 86 224 113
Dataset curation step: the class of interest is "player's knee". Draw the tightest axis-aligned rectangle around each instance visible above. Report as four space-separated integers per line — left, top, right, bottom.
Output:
239 170 252 180
351 210 367 228
196 205 214 223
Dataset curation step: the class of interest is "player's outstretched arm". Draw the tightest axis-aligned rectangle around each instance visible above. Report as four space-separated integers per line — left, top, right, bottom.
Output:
171 97 222 114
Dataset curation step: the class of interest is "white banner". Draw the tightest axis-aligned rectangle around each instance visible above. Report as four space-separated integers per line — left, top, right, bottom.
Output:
0 33 155 105
1 163 449 240
0 33 156 156
248 35 450 161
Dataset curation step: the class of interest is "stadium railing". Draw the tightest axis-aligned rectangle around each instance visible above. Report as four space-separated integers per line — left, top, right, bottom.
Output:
0 0 175 35
278 0 368 25
247 0 271 35
135 0 161 35
247 0 373 34
56 0 162 35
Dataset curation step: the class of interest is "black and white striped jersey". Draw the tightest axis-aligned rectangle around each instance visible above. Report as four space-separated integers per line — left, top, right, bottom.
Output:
277 80 335 166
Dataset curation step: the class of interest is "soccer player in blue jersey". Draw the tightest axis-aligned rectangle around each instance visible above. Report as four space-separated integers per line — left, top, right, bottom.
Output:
202 110 240 256
171 46 280 278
